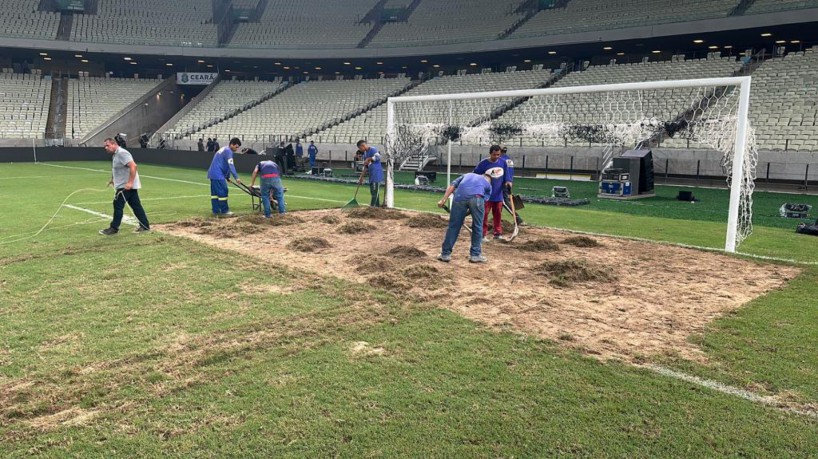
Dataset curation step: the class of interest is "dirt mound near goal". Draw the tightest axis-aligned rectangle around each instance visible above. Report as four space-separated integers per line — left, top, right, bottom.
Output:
346 207 408 220
338 221 376 234
535 259 613 287
287 237 331 253
386 246 427 258
563 236 602 248
513 238 560 252
406 213 449 229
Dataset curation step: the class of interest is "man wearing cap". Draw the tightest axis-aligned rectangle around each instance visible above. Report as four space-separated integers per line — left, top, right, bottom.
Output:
436 169 498 263
473 145 510 241
207 137 242 217
500 146 524 226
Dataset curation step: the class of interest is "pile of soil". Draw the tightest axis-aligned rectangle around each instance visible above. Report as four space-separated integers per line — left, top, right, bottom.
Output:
406 213 449 229
535 259 614 287
386 246 427 258
513 238 560 252
237 214 304 226
287 237 331 252
347 207 407 220
354 255 395 274
370 264 440 292
321 214 342 225
173 218 213 228
401 264 439 280
563 236 602 248
193 222 265 238
338 221 376 234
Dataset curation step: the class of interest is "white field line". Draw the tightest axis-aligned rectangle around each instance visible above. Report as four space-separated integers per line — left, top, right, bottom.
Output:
0 174 99 180
63 204 137 226
72 195 209 205
40 162 347 203
644 365 818 420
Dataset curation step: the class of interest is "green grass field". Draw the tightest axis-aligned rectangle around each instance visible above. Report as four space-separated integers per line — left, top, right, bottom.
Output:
1 161 817 457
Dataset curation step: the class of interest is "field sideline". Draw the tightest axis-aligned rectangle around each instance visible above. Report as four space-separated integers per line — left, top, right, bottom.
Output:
1 161 817 456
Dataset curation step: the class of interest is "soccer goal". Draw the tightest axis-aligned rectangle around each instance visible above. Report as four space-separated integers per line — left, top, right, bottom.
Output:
385 77 755 252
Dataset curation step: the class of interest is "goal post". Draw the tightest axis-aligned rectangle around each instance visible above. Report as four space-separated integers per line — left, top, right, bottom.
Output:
385 76 755 252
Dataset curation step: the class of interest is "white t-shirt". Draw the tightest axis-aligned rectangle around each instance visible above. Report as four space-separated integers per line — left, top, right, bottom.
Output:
112 147 141 190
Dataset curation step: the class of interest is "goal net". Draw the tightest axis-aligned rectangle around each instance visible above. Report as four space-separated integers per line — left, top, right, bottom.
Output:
385 77 755 252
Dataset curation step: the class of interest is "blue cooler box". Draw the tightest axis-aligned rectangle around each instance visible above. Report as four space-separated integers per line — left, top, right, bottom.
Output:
600 180 622 195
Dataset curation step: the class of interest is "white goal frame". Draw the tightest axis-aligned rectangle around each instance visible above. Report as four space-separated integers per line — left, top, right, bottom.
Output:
385 77 752 253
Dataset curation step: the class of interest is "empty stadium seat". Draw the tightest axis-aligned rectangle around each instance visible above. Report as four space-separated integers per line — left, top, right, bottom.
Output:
746 47 818 151
168 79 287 137
0 73 51 139
0 0 60 40
511 0 738 39
496 56 742 147
196 77 412 143
66 76 163 139
70 0 218 47
317 68 554 144
229 0 378 49
369 0 525 48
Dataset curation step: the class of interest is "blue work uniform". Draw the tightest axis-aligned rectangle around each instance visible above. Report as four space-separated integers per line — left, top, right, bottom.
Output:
308 144 318 168
363 146 383 207
441 173 491 258
207 146 239 215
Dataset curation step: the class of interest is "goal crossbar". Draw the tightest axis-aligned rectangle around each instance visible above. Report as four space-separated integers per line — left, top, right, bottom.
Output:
385 77 753 253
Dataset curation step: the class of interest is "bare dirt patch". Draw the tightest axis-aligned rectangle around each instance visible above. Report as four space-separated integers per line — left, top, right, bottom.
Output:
350 341 386 357
406 213 449 229
513 238 560 252
159 209 800 362
346 207 407 220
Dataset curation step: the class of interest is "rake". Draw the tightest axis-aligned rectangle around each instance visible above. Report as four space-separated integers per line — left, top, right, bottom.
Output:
343 166 368 208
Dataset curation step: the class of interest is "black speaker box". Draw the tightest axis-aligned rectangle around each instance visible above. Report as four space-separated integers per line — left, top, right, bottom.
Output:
613 149 654 194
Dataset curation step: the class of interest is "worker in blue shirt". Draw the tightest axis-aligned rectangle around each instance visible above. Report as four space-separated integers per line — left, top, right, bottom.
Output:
295 140 304 170
436 169 500 263
357 140 383 207
207 137 242 217
308 141 318 169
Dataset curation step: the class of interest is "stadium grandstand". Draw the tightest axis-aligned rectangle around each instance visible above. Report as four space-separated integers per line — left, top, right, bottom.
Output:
0 0 814 168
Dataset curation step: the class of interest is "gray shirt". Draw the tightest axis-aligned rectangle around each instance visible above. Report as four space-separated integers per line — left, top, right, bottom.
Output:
112 147 141 190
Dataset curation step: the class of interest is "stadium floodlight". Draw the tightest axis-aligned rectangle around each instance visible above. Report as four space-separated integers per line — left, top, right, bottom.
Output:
385 77 755 252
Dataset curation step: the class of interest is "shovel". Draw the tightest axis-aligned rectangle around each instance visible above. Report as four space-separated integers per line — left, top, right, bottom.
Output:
442 202 472 233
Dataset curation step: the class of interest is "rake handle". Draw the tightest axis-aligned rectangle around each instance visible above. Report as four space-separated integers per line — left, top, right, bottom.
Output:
353 165 368 199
